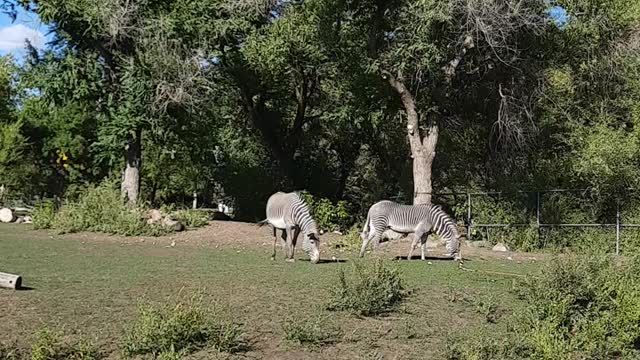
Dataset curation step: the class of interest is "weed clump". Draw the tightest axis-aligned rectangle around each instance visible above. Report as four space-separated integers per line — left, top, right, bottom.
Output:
171 209 209 228
447 254 640 359
282 313 342 348
327 258 406 316
31 329 98 360
50 180 167 236
32 200 55 230
121 299 243 358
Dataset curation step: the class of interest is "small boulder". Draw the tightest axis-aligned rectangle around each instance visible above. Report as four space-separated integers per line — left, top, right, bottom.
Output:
161 217 185 232
15 216 24 224
470 240 491 248
147 209 163 225
23 216 32 224
425 240 440 249
492 243 510 252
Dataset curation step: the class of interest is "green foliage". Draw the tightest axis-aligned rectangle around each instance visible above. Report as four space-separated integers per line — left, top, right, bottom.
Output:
282 313 342 349
171 209 209 228
327 259 406 316
51 181 167 236
300 192 354 232
32 201 56 230
121 298 243 357
331 225 363 254
448 255 640 359
31 329 98 360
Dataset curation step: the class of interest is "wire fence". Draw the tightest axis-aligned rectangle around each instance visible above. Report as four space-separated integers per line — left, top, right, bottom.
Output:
415 189 640 255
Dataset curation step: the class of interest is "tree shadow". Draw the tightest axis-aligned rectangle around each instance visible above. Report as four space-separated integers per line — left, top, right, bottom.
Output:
300 258 349 264
394 255 469 262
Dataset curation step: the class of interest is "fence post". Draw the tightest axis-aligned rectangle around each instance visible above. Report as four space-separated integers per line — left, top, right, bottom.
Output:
616 203 620 256
467 192 472 241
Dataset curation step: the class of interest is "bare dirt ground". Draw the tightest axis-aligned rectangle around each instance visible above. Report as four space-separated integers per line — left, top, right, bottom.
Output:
65 220 546 263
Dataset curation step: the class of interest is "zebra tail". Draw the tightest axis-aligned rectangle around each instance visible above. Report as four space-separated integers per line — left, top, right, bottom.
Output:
361 213 371 238
257 219 269 227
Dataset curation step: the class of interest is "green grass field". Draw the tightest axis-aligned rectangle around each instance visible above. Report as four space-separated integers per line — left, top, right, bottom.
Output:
0 224 541 359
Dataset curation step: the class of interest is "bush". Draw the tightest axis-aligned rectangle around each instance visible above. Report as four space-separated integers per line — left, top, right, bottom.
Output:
331 225 363 254
448 254 640 359
121 298 243 358
51 181 168 236
300 192 354 232
32 201 56 230
31 329 98 360
172 209 209 228
327 259 406 316
282 313 342 349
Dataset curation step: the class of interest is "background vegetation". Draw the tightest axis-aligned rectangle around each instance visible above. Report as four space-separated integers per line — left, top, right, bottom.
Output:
0 0 639 251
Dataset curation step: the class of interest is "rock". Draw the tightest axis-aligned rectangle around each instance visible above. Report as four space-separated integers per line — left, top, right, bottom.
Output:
332 230 343 235
492 243 510 252
23 216 32 224
425 240 440 249
15 216 24 224
147 209 163 225
470 241 490 248
161 217 185 232
0 208 14 223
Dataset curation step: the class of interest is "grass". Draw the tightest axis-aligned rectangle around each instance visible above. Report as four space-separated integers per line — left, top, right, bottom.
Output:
0 224 540 359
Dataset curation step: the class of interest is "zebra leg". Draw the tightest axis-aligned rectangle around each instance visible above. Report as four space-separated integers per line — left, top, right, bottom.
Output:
408 234 419 260
420 234 429 261
285 226 295 262
359 231 379 258
291 227 301 260
277 229 287 260
271 226 278 260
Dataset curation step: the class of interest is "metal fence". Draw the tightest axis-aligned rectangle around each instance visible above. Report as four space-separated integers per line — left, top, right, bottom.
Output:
417 189 640 255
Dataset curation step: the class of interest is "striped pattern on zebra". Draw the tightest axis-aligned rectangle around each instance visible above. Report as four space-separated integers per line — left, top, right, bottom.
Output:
360 200 462 261
258 191 320 264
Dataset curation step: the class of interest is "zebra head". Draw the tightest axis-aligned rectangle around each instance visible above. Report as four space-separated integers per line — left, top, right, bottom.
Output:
446 234 463 262
302 232 320 264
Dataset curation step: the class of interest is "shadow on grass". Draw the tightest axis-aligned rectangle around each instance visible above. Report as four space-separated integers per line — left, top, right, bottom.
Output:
299 258 349 264
394 255 469 262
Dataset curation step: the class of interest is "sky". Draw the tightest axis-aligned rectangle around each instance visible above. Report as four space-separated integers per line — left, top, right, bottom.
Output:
0 6 52 59
0 4 569 59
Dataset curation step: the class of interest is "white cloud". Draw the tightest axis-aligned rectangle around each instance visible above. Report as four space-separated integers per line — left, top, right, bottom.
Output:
0 24 45 52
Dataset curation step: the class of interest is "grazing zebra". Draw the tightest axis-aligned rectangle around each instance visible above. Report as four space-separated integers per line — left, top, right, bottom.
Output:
360 200 462 261
258 191 320 264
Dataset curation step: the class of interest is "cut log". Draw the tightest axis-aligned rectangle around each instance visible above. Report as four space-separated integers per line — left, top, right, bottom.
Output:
0 208 14 223
0 272 22 290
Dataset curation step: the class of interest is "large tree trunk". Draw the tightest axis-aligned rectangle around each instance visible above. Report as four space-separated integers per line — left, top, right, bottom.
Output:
121 129 142 204
383 71 438 205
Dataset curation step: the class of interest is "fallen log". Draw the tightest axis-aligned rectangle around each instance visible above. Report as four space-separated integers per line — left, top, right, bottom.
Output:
0 272 22 289
0 208 14 223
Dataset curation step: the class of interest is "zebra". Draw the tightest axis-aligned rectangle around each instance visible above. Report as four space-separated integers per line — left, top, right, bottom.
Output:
360 200 462 262
258 191 320 264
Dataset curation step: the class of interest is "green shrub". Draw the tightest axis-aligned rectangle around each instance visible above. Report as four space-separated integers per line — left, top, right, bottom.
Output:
331 225 363 254
448 254 640 359
172 209 209 228
51 181 168 236
32 201 56 230
327 259 406 316
282 313 342 348
121 299 243 358
300 192 354 232
31 329 98 360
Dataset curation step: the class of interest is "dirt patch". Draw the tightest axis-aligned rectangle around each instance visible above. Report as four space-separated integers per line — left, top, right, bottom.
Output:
60 220 548 264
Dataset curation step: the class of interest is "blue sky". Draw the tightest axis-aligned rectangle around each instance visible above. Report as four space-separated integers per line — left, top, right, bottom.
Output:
0 4 569 59
0 6 53 59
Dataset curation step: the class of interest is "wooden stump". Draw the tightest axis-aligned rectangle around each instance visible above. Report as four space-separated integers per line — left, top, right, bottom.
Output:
0 208 14 223
0 272 22 290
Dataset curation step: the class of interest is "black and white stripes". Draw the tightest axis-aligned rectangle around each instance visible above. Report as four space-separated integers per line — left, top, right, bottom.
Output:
260 191 321 263
360 200 461 261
